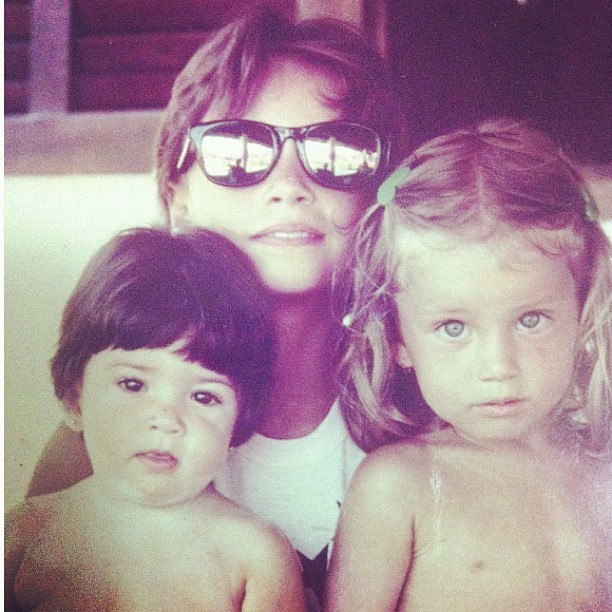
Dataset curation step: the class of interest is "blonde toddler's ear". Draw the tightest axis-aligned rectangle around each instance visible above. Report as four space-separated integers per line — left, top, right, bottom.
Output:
394 343 414 371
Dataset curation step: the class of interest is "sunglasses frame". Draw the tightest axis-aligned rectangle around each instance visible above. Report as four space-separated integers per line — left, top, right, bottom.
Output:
177 119 388 191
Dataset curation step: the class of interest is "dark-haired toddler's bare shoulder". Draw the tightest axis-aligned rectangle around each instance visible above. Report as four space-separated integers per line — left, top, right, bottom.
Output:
198 491 307 611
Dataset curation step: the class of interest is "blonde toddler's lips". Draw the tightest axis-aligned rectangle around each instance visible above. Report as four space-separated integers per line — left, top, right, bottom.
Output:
477 398 522 406
472 398 525 417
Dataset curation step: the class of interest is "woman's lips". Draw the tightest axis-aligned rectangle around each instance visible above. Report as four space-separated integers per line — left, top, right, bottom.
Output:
251 224 324 246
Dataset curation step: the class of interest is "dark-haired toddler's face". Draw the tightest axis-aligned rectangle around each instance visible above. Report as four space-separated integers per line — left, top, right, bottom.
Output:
69 340 237 507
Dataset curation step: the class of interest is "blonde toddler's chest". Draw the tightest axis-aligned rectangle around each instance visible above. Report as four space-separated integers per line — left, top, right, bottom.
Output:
402 462 607 610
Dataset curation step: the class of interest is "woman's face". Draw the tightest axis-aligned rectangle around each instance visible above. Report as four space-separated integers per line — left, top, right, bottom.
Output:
172 59 371 295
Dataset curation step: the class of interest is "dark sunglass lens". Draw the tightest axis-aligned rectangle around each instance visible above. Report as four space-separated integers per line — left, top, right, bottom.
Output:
199 122 276 186
303 124 381 188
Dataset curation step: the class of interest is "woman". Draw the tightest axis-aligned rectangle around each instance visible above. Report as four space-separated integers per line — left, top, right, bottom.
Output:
28 8 409 606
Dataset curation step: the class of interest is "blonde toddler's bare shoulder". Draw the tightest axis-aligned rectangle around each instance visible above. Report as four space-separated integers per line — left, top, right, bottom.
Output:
365 438 433 472
351 439 434 498
586 455 612 513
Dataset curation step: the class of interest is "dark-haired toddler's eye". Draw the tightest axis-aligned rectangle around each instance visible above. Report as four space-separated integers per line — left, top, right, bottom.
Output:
119 378 144 392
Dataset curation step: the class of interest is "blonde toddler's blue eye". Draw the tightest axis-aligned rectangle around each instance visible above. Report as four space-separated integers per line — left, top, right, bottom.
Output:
442 321 464 338
519 313 541 329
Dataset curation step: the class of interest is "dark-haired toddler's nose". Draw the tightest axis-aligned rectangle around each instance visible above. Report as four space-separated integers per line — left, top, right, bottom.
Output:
148 402 185 435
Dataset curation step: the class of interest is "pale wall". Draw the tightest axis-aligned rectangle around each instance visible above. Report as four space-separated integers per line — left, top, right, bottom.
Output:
5 174 161 510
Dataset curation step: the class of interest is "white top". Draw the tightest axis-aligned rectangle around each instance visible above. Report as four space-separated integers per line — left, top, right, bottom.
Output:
215 400 366 559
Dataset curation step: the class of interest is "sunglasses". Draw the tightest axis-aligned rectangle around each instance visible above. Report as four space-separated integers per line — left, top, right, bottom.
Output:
177 120 387 190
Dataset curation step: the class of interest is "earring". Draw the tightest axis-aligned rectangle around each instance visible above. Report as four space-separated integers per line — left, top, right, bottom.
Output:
398 355 412 371
400 364 414 373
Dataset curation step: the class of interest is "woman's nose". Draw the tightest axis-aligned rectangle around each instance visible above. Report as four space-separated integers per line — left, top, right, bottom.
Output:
263 140 314 206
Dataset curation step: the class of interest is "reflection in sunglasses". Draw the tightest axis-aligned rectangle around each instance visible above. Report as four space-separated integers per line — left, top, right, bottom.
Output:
182 120 386 189
201 133 376 179
304 138 378 177
202 135 273 177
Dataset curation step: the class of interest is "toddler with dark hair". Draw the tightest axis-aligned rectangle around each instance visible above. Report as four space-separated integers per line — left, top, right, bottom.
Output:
5 227 305 611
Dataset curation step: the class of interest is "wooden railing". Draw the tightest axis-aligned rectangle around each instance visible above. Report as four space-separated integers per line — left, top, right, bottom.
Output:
4 0 376 174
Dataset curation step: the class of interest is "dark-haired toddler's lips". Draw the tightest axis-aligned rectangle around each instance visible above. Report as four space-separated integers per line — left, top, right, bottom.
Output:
135 451 178 469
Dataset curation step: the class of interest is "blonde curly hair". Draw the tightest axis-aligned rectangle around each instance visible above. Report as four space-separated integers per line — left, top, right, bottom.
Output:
337 118 612 457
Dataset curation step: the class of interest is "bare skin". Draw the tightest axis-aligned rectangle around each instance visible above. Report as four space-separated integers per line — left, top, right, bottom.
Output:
326 429 611 611
262 291 338 439
6 481 306 611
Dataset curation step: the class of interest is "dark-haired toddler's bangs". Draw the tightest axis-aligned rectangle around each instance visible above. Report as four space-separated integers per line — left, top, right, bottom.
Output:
102 262 268 378
52 227 275 445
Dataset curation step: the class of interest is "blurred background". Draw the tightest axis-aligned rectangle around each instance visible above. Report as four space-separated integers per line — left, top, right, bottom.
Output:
5 0 611 509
